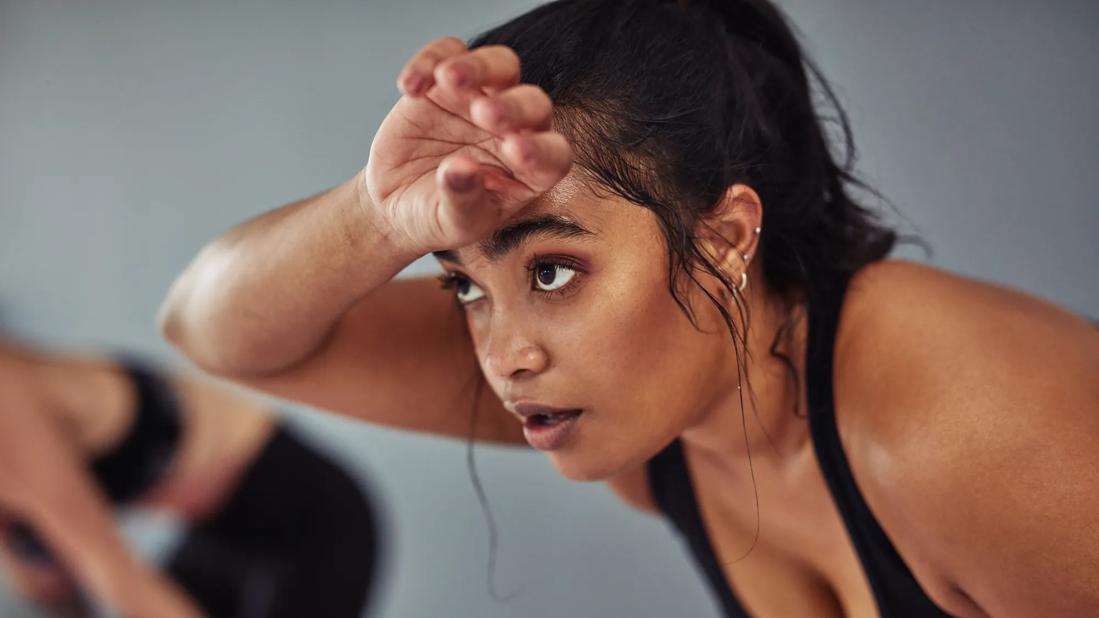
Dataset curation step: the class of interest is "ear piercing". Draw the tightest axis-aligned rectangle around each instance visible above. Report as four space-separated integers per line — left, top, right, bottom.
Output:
717 270 748 302
736 271 748 293
738 225 761 290
718 225 760 301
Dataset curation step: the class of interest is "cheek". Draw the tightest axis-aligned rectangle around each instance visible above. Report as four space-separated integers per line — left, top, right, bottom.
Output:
464 307 487 349
563 266 721 426
463 310 494 377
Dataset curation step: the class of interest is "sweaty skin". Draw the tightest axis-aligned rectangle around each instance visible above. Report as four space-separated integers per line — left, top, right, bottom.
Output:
158 34 1099 617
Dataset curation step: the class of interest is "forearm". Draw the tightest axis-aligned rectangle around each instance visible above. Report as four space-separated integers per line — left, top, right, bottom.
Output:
158 170 420 376
39 520 203 618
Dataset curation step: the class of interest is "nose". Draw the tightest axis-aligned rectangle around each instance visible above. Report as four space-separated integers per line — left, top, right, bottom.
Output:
482 321 548 380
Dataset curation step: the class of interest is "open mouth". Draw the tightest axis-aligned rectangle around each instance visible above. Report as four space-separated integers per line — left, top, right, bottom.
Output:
525 409 583 427
521 409 584 451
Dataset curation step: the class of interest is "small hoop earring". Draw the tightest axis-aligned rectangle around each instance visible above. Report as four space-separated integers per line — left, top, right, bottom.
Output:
736 271 748 293
717 271 747 303
728 247 750 295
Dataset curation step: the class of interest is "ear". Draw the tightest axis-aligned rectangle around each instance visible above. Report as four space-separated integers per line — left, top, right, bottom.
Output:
696 183 763 278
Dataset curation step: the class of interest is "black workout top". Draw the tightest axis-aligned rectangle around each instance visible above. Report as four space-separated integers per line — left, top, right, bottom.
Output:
91 357 183 502
646 269 954 617
9 358 183 564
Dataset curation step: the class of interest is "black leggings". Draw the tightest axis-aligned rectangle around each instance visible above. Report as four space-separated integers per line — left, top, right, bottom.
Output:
165 425 382 618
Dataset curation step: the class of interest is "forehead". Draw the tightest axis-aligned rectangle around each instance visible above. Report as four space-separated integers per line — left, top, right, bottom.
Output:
437 171 629 265
513 170 616 228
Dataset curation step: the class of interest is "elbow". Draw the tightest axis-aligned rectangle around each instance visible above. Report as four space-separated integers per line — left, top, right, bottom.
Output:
156 294 286 381
155 279 242 378
157 312 250 379
156 278 204 363
156 245 315 380
156 293 182 350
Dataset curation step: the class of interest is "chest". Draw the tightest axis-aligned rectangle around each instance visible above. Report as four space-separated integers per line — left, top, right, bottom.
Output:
686 445 879 617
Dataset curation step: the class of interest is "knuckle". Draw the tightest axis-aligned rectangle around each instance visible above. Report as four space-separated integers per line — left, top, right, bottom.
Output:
433 55 456 73
458 53 486 79
437 52 483 85
545 134 570 157
493 45 521 68
435 36 467 54
420 36 465 65
521 85 552 108
478 45 520 76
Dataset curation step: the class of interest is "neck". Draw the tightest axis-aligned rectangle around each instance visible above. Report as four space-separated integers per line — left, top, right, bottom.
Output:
679 278 812 473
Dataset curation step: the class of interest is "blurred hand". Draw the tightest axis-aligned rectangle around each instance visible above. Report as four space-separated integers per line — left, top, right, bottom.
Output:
0 514 83 612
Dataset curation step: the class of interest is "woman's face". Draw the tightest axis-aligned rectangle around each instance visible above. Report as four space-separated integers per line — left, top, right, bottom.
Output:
435 172 738 481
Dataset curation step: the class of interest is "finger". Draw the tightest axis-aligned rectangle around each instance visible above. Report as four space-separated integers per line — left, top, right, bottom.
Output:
0 527 43 599
397 36 467 97
501 132 573 194
435 155 489 229
470 84 553 134
434 45 521 99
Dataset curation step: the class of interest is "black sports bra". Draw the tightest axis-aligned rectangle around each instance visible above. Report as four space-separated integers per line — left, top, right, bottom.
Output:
9 358 182 564
647 269 955 617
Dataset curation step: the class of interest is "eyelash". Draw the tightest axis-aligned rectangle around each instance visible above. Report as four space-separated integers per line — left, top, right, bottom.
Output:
527 255 585 299
436 255 585 305
435 272 468 306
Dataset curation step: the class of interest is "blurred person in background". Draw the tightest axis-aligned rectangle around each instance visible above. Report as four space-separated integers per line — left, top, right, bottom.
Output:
0 333 383 618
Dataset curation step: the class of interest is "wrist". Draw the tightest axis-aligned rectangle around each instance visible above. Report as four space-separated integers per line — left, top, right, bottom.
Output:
349 168 422 266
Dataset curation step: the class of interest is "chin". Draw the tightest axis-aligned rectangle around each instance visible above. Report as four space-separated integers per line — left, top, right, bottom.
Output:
547 451 623 482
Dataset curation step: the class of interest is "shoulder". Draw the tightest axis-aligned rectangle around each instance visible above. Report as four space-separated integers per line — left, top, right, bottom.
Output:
835 258 1098 441
833 259 1099 614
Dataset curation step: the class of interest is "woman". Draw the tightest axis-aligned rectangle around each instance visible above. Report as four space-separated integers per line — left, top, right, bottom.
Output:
0 336 381 618
158 0 1099 616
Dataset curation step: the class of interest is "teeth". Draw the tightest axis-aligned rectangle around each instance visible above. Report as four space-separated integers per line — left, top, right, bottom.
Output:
532 410 579 426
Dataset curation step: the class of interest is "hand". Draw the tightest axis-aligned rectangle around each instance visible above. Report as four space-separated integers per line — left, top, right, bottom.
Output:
363 36 574 254
0 515 82 610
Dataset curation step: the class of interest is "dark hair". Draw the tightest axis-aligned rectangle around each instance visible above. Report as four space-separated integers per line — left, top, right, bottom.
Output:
467 0 926 404
459 0 928 595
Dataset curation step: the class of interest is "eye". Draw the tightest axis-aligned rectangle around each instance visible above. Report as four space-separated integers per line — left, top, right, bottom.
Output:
437 273 485 305
532 262 577 292
455 278 486 304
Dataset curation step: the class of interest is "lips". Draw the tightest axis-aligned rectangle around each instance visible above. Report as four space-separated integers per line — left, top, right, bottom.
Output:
510 402 583 425
508 402 584 451
512 400 580 417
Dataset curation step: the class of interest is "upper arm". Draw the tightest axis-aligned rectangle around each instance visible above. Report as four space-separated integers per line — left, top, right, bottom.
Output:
235 276 528 446
838 261 1099 616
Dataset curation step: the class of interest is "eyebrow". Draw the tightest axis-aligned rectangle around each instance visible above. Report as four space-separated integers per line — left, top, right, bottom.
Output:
431 214 596 265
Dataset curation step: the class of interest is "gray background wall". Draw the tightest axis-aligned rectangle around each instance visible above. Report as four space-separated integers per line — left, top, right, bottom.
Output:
1 0 1096 616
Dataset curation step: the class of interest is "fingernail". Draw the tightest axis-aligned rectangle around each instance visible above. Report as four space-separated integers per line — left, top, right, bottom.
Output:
404 73 424 94
490 102 510 129
518 138 537 162
447 64 467 87
446 171 475 191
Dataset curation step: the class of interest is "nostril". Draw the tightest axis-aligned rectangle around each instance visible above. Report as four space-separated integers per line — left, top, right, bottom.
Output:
483 341 548 379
